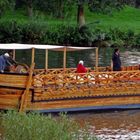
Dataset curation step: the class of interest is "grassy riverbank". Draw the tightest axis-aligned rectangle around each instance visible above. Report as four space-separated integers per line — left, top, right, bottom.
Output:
0 111 97 140
86 6 140 33
0 6 139 46
1 6 140 33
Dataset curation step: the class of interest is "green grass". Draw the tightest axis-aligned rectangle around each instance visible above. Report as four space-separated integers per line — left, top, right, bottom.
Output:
85 6 140 33
1 6 140 33
1 111 97 140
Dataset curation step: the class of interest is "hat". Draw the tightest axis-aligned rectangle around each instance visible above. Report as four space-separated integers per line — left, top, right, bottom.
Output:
4 53 10 57
79 60 84 65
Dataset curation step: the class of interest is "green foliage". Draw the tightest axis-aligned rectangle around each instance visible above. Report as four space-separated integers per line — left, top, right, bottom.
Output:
105 28 139 47
0 5 139 47
48 25 97 46
34 0 75 18
0 20 22 43
132 33 140 47
1 111 97 140
0 0 15 17
88 0 125 15
21 21 47 44
0 20 139 47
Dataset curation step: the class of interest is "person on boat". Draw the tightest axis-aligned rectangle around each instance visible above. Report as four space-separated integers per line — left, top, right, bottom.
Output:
112 48 121 71
0 53 10 73
76 60 87 73
0 53 17 73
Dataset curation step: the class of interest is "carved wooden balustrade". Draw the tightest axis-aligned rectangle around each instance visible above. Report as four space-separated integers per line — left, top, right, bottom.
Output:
33 67 140 101
34 67 92 75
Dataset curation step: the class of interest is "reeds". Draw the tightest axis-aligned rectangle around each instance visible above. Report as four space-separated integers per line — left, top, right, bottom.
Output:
1 111 97 140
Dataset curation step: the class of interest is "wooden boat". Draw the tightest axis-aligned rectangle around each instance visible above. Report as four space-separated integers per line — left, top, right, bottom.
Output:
0 43 140 113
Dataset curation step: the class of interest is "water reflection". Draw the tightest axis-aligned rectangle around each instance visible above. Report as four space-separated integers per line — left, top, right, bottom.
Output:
12 47 140 69
71 110 140 140
122 50 140 66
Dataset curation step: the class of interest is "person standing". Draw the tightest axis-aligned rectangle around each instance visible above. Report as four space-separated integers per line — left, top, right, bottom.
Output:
112 48 121 71
0 53 10 73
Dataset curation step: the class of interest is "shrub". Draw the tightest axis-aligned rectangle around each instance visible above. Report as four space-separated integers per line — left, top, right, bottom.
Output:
0 20 139 47
132 33 140 47
1 111 97 140
0 20 22 43
21 22 47 44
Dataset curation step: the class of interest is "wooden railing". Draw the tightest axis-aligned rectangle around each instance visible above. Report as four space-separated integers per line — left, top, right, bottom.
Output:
34 65 140 75
33 67 140 100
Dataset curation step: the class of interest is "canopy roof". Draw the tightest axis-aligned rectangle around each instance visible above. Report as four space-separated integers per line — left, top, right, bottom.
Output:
0 43 96 51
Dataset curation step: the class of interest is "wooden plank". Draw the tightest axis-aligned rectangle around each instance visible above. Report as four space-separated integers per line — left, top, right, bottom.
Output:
19 63 35 112
0 74 28 88
27 96 140 111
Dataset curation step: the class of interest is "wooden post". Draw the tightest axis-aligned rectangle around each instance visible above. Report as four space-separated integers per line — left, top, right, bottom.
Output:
95 47 98 71
111 60 113 71
63 47 67 71
45 49 48 70
19 62 35 112
12 49 15 60
31 48 35 64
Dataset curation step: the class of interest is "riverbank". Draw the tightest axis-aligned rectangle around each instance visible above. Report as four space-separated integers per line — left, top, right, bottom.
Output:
0 6 140 47
0 111 97 140
2 6 140 33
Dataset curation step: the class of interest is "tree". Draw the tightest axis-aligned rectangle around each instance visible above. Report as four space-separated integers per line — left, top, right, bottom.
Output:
135 0 140 8
76 0 125 28
77 1 85 28
15 0 33 18
34 0 74 19
20 0 33 18
0 0 15 17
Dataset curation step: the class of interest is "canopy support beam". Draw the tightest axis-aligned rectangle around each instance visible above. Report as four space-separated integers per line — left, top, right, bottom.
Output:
63 47 67 71
95 47 98 71
45 49 48 70
12 49 15 60
31 48 35 64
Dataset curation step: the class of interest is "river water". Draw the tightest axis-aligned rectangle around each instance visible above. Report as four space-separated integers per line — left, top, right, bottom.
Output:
70 110 140 140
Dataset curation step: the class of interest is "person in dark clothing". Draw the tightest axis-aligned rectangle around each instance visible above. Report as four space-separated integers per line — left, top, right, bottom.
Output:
112 48 121 71
0 53 17 73
0 53 10 73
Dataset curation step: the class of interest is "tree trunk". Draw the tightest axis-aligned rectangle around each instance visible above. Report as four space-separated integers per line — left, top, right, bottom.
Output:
27 6 33 17
135 0 140 8
26 0 33 18
57 0 63 18
77 3 85 28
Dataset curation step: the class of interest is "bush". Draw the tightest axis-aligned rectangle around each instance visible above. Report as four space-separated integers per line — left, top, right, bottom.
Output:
21 22 47 44
0 0 15 17
0 20 22 43
1 111 97 140
0 20 139 47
